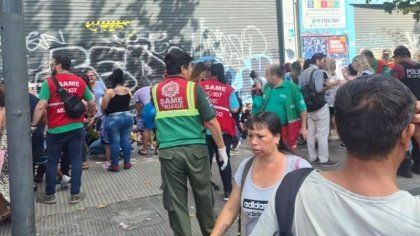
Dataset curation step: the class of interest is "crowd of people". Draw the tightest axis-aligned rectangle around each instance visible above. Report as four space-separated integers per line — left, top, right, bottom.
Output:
0 45 418 236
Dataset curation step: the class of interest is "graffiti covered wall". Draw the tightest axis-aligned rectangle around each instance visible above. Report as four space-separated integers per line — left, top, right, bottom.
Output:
353 6 419 59
0 0 283 103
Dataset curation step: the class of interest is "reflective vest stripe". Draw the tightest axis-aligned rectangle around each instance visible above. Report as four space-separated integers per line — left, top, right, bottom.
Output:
213 105 230 112
153 80 199 119
155 109 199 119
187 81 196 108
152 84 160 112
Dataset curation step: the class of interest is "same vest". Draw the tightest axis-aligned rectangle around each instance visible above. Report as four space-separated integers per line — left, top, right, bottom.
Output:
152 77 205 149
400 61 420 100
46 74 86 128
200 79 236 137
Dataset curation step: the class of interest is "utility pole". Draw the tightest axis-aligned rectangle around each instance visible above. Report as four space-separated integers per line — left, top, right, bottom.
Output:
276 0 286 64
0 0 36 235
294 0 302 58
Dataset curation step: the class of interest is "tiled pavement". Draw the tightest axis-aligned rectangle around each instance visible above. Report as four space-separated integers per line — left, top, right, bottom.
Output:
0 140 419 235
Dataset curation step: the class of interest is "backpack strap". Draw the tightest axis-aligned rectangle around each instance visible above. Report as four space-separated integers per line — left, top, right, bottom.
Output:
240 157 254 195
50 75 67 101
275 168 314 236
308 69 317 85
237 156 255 235
50 75 62 90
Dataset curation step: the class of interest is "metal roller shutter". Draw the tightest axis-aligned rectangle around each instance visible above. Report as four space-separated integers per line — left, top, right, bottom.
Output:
1 0 281 102
354 5 419 58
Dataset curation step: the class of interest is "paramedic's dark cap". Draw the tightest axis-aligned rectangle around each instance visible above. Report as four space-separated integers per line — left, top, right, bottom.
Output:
393 46 411 58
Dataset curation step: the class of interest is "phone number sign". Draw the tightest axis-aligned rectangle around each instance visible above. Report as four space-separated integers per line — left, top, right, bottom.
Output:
302 0 346 29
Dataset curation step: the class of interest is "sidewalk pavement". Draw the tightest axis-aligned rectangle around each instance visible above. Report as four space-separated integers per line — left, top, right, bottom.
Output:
0 140 419 235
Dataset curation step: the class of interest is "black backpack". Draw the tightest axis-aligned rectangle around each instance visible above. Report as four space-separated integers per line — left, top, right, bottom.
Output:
301 69 325 112
51 76 86 118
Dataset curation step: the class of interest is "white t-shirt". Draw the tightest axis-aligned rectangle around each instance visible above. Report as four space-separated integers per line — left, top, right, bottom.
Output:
234 155 311 235
250 171 420 236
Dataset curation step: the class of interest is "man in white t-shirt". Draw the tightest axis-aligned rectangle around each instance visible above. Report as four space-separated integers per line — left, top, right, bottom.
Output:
251 75 420 236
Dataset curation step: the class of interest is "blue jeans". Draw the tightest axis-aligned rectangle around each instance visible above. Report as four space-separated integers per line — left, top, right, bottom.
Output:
89 139 105 155
46 128 83 195
105 112 133 166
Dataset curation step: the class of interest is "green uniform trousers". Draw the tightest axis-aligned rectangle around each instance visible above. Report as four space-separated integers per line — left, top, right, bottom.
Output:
159 144 215 236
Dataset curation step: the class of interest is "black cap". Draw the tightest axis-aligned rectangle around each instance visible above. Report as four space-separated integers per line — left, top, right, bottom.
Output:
393 46 411 58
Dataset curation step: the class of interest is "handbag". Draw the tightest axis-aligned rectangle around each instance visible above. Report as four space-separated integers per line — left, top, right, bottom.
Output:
51 76 86 118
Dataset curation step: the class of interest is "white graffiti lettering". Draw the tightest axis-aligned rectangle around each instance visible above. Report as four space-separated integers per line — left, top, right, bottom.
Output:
22 27 274 104
26 30 66 52
198 20 268 70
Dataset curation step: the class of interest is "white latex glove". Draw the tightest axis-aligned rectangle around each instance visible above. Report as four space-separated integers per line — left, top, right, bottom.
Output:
218 147 229 171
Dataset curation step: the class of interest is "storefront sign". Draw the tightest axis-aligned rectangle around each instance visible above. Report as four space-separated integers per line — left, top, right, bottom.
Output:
302 0 346 29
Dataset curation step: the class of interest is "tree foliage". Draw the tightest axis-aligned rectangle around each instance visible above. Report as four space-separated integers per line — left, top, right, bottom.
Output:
366 0 420 21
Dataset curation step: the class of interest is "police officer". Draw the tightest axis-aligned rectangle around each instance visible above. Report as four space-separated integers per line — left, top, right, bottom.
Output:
392 45 420 177
152 50 228 236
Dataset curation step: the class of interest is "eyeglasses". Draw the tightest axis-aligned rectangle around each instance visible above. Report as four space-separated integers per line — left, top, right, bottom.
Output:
49 63 56 67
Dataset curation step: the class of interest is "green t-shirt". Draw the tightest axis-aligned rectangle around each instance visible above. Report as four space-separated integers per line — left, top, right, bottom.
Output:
262 80 306 125
39 79 93 134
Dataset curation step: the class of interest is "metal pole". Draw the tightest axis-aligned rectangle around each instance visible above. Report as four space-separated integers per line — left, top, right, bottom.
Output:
294 0 302 58
276 0 286 64
0 0 36 235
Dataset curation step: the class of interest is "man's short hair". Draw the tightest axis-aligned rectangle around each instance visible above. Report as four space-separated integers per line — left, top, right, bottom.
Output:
393 45 411 58
266 64 285 78
311 53 326 64
52 54 71 70
164 49 193 76
334 75 416 160
361 49 374 59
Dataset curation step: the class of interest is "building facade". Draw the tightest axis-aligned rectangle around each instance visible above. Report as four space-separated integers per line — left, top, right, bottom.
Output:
0 0 301 102
298 0 419 65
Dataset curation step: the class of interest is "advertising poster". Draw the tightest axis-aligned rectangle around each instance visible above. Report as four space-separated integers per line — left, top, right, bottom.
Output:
327 36 347 54
302 35 349 64
302 0 346 29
